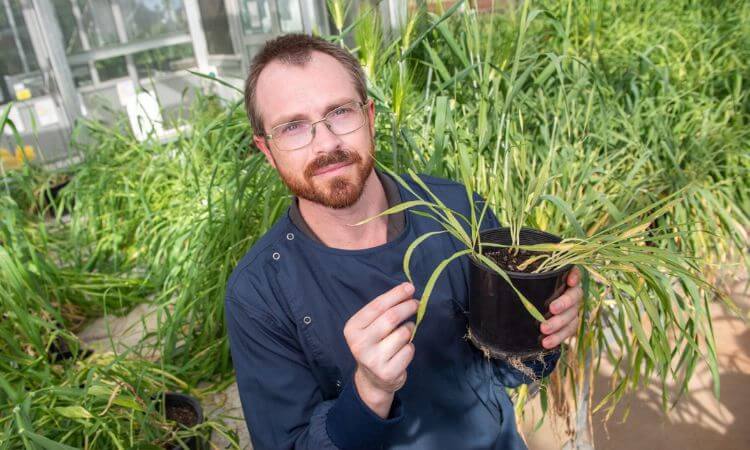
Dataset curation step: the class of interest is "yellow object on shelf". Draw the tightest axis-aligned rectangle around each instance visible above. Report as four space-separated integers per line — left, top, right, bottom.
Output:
0 145 35 170
15 89 31 101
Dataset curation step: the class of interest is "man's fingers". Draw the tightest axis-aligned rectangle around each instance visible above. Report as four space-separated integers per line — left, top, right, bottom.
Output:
566 266 581 287
384 342 415 380
349 282 414 329
542 316 579 349
369 299 418 343
549 285 583 315
379 322 415 361
541 305 578 335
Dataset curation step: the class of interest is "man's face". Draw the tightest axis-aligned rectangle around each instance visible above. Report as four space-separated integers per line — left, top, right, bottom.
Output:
253 51 376 209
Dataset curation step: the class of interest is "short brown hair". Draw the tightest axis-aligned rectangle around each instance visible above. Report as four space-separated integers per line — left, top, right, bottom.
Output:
244 33 368 136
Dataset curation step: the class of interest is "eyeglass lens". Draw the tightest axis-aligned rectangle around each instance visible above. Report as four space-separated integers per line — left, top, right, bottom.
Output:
272 102 365 151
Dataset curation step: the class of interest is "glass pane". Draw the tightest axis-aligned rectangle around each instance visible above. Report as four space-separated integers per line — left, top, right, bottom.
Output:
52 0 82 54
119 0 188 41
69 64 91 87
96 56 128 82
52 0 119 54
0 0 41 102
133 43 194 78
245 43 263 61
198 0 234 55
82 1 119 47
72 56 128 87
241 0 272 34
277 0 302 33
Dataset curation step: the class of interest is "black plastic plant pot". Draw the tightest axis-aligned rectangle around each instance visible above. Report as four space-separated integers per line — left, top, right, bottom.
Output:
468 227 572 360
156 392 207 450
48 324 93 362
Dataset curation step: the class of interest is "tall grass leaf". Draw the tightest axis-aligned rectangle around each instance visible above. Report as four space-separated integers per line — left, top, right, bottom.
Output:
540 194 586 237
54 406 93 419
352 200 439 226
622 299 657 364
186 71 243 94
403 230 448 283
413 249 472 337
427 96 450 174
400 0 466 60
23 431 79 450
435 22 470 68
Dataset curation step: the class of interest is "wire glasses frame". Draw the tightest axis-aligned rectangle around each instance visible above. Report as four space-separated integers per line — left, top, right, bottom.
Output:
264 100 370 151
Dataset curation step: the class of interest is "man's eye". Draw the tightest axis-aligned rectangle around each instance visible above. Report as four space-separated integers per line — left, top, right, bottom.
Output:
333 107 353 116
282 123 300 133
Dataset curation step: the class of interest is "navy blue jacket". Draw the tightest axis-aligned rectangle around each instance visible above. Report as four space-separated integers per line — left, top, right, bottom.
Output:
225 173 559 449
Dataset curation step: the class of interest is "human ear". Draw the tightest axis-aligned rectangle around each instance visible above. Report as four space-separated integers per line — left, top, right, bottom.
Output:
254 135 277 170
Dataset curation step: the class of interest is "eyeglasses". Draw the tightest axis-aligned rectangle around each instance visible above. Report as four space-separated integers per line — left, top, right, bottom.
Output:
264 100 369 152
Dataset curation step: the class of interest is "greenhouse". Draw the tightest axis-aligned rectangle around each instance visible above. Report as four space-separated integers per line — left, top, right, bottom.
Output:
0 0 405 166
0 0 748 449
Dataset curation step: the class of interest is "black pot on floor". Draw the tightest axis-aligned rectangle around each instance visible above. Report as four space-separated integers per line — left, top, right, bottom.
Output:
49 323 93 362
156 392 207 450
468 227 572 360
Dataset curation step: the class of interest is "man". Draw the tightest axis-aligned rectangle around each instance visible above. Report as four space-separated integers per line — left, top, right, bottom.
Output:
225 34 582 450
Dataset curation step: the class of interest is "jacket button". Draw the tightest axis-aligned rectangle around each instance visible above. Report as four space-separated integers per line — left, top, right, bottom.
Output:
303 316 312 325
272 252 280 260
286 233 294 240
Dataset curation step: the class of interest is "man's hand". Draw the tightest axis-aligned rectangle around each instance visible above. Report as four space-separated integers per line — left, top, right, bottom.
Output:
540 267 583 349
343 282 418 419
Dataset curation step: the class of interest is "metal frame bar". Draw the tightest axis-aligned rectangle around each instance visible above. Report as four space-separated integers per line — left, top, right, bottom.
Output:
69 0 100 84
30 0 82 124
66 33 193 66
299 0 328 34
20 1 47 79
184 0 209 69
76 69 196 94
223 0 249 73
385 0 406 31
267 0 281 34
110 0 139 83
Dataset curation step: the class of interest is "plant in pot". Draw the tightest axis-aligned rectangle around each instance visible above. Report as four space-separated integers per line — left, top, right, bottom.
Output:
351 3 738 444
153 391 209 450
364 143 721 377
360 118 732 444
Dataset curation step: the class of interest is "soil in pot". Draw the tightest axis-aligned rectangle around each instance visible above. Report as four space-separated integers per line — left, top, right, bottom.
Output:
484 247 548 272
156 393 207 450
166 403 199 427
468 227 571 375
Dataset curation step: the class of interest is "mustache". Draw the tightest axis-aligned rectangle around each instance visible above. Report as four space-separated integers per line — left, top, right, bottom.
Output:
305 149 360 178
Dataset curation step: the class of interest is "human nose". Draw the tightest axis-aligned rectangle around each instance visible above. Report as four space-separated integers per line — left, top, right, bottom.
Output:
310 119 343 154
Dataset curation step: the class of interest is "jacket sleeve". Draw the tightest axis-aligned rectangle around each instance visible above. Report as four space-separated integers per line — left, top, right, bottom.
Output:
226 293 404 450
470 192 563 387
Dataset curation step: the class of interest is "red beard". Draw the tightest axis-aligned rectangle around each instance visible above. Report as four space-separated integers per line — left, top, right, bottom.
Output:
276 147 374 209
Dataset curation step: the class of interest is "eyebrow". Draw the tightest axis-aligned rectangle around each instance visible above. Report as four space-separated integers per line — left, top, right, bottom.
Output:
269 98 359 129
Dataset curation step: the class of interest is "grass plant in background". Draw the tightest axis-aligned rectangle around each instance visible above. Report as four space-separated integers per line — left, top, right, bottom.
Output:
59 93 289 382
1 97 243 448
0 351 235 448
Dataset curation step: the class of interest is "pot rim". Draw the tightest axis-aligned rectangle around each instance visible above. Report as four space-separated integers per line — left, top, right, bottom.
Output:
157 392 205 424
469 227 573 279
